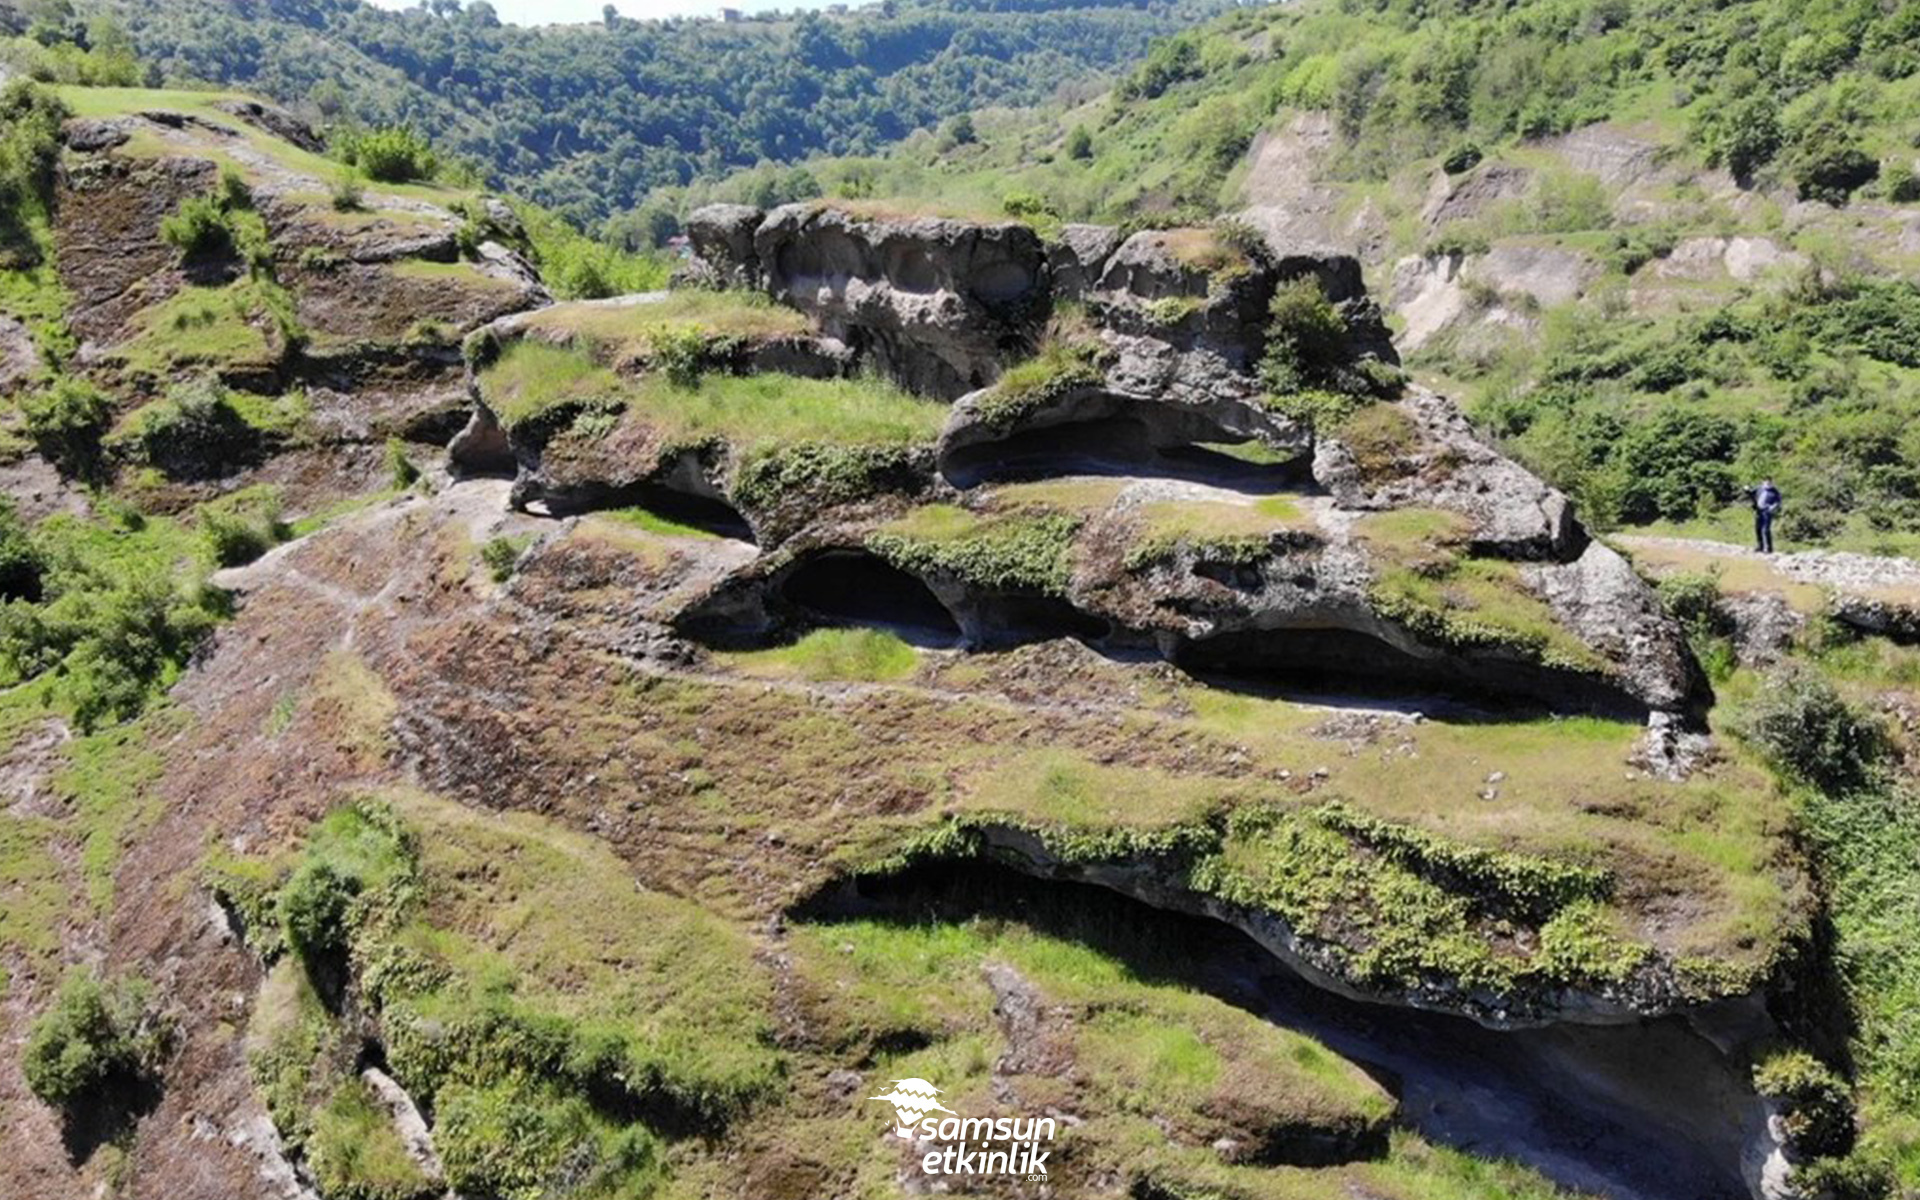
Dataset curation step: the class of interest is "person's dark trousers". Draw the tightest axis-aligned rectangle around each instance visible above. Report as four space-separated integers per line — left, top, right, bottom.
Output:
1756 510 1774 553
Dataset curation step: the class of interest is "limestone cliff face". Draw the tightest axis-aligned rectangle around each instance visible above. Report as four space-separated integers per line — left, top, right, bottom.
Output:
690 202 1053 398
664 204 1708 722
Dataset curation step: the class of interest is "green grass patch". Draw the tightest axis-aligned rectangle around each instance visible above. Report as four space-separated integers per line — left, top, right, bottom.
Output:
598 503 723 540
719 628 919 683
306 1078 433 1200
519 290 810 365
867 504 1080 594
1124 497 1316 570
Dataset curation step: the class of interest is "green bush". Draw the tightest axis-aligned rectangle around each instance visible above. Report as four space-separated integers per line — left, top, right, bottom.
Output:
336 126 438 184
0 80 69 268
1259 275 1388 402
480 536 524 582
1611 409 1740 522
1796 143 1879 205
386 437 420 489
1441 142 1483 174
22 973 167 1108
281 860 360 961
331 169 366 213
1739 664 1888 794
434 1076 658 1200
1066 124 1093 160
0 499 42 602
198 486 289 568
306 1080 433 1200
21 377 111 475
160 194 235 260
1753 1050 1855 1158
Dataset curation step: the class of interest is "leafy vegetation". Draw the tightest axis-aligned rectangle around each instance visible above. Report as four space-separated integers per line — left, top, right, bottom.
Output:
220 794 778 1199
868 504 1081 595
22 971 168 1108
0 507 222 730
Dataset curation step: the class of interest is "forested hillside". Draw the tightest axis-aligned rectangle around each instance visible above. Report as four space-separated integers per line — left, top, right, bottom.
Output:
16 0 1233 221
754 0 1920 555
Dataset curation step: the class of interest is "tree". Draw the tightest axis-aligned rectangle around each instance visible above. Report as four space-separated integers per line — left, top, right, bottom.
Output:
946 113 976 145
1066 124 1092 160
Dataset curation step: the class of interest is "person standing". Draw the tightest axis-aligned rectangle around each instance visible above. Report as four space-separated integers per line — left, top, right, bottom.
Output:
1750 479 1782 554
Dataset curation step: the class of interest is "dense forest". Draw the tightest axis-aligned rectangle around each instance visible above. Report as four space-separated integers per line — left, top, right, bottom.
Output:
13 0 1234 221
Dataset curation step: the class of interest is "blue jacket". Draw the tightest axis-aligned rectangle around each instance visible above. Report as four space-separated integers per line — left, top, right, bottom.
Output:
1753 484 1782 514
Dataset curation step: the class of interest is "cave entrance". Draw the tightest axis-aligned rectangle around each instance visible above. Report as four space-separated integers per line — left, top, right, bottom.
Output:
943 416 1312 494
795 859 1755 1200
618 484 756 542
781 551 962 647
1174 627 1647 720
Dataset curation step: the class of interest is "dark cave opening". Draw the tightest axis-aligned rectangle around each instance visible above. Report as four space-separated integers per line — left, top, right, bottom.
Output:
781 550 963 646
943 416 1312 494
794 858 1756 1200
1173 626 1649 720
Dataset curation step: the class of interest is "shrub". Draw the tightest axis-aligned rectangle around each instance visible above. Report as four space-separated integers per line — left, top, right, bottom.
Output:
280 860 360 961
198 486 288 568
117 379 261 474
1702 94 1783 181
1739 664 1889 793
480 536 524 582
386 437 420 489
216 166 253 211
1118 32 1202 101
22 973 167 1108
0 500 41 602
1656 571 1725 640
1884 161 1920 202
0 80 69 268
1002 189 1058 222
330 170 366 213
306 1080 432 1200
336 126 438 184
1753 1050 1854 1158
1611 409 1740 522
1258 275 1383 401
63 574 222 731
1442 142 1483 174
1066 124 1093 160
21 377 111 475
160 194 235 261
1797 143 1879 205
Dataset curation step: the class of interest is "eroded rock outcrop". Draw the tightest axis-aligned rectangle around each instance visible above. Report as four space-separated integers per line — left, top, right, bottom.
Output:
642 205 1707 719
744 203 1053 397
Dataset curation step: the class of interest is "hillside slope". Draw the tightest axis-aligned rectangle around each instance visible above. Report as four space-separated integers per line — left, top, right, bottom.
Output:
751 0 1920 558
2 16 1920 1199
46 0 1235 222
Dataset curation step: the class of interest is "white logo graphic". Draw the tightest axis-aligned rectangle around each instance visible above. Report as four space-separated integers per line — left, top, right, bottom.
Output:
868 1077 954 1139
867 1077 1056 1178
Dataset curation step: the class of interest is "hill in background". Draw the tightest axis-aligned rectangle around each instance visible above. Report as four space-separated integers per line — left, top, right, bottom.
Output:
30 0 1236 223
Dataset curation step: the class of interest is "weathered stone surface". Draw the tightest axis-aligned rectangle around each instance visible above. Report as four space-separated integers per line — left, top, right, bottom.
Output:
1046 222 1122 301
212 99 323 152
684 202 765 289
683 202 1053 398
